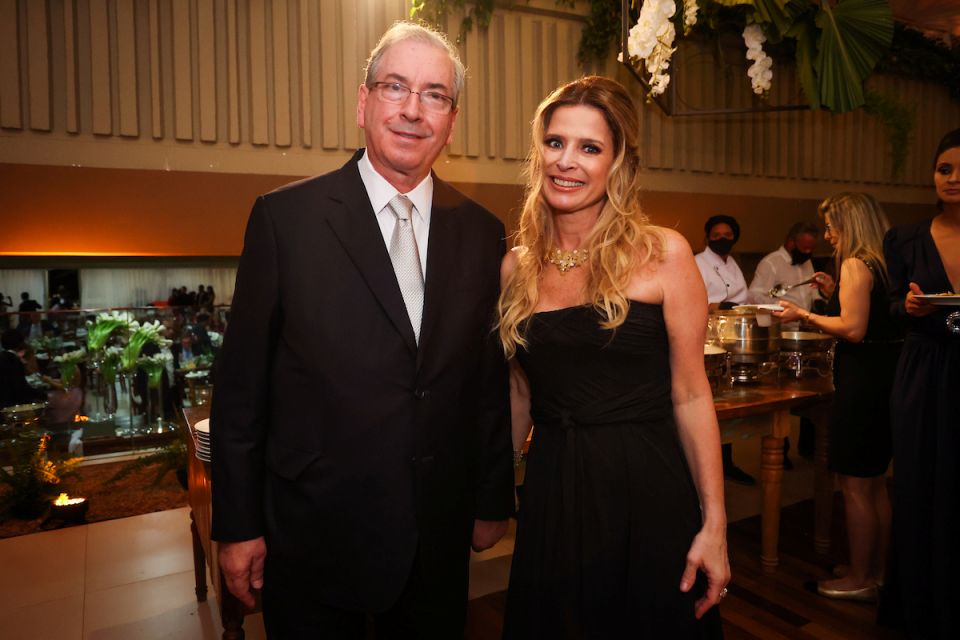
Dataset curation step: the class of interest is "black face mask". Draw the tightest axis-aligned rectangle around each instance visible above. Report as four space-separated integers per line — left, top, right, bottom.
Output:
708 238 735 256
791 249 813 266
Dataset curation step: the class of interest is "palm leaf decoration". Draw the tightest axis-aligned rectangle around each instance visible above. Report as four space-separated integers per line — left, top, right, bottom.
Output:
815 0 894 113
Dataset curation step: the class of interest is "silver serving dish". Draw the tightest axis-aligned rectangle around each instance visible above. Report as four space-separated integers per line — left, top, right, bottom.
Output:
780 330 834 353
709 308 781 356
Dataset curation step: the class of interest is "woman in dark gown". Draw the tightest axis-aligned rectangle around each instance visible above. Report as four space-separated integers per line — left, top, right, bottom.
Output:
497 76 728 639
777 193 901 602
882 128 960 639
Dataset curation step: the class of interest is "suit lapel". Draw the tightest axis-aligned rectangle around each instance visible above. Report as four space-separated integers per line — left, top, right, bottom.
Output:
325 153 418 355
417 177 461 369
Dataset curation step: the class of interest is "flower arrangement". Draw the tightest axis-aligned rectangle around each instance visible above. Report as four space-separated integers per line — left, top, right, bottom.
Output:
119 320 171 373
207 331 223 349
743 23 772 96
618 0 895 113
87 311 137 352
138 352 172 389
619 0 678 96
53 348 87 389
682 0 698 35
99 345 123 385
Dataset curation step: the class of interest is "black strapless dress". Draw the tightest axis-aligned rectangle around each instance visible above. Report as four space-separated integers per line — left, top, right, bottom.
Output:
502 302 723 639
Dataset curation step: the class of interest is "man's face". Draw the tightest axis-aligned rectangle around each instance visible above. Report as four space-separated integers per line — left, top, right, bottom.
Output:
708 223 735 243
794 233 817 255
357 41 458 190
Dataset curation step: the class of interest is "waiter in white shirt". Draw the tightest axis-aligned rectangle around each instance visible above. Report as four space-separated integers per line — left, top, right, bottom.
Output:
695 215 749 311
695 215 756 484
748 221 826 313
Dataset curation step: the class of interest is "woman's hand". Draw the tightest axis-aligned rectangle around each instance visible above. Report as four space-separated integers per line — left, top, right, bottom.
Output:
680 525 730 619
905 282 937 317
812 271 835 298
774 300 806 323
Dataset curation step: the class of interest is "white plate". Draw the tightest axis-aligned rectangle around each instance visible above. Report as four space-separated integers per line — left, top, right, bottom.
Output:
194 418 210 433
735 304 783 312
915 294 960 306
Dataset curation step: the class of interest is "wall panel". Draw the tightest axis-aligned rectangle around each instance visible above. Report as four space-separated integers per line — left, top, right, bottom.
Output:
0 0 955 203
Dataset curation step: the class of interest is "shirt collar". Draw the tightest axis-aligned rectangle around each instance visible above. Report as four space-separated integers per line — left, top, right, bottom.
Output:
357 150 433 224
776 246 791 261
703 246 732 265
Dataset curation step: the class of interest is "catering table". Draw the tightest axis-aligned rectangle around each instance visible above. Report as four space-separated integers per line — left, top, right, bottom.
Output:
182 406 251 640
714 376 834 572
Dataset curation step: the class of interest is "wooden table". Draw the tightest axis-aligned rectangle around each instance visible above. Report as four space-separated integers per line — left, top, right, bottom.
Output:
714 376 834 572
182 406 252 640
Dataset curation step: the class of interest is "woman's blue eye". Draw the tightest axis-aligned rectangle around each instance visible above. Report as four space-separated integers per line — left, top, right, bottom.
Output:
584 145 600 154
545 138 562 149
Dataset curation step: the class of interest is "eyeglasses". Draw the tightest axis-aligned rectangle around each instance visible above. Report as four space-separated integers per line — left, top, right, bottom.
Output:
370 81 456 114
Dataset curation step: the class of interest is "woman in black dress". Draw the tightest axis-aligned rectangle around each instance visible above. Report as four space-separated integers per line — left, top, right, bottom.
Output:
882 129 960 639
497 76 728 638
777 193 901 602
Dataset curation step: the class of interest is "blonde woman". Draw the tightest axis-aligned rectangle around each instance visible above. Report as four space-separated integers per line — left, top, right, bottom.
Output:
499 76 727 638
777 193 902 601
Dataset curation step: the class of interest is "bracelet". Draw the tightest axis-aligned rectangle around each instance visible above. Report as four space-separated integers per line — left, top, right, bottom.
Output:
513 449 524 468
805 310 813 324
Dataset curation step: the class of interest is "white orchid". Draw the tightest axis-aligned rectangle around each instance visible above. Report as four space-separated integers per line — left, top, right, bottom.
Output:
619 0 677 97
743 24 773 95
683 1 698 35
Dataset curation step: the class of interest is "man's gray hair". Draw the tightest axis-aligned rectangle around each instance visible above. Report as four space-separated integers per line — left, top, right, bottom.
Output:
363 21 465 106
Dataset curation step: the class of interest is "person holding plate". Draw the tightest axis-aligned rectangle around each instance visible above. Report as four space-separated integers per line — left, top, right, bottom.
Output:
776 192 902 602
881 128 960 639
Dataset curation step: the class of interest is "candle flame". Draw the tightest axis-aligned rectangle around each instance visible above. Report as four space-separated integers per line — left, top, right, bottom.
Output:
54 493 86 506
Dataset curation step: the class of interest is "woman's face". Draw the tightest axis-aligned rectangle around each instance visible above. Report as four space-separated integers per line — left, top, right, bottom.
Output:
823 213 839 251
934 146 960 207
540 105 615 220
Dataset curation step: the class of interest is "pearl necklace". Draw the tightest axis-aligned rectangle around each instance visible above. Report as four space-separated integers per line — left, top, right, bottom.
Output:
547 247 589 273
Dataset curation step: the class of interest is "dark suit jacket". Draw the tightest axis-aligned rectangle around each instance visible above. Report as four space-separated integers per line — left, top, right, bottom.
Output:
210 151 513 612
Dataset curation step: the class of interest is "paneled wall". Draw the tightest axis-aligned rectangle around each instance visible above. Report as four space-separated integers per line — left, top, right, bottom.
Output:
2 0 955 200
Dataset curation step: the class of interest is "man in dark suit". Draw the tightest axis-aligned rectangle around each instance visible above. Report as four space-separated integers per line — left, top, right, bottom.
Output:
211 22 513 638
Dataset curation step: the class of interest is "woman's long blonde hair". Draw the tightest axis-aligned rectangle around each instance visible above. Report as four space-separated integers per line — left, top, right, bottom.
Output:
819 192 890 283
497 76 663 358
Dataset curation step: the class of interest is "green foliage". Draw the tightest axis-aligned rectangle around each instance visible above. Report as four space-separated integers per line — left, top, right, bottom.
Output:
410 0 497 43
108 426 189 487
577 0 622 65
863 89 915 179
815 0 894 113
0 433 81 519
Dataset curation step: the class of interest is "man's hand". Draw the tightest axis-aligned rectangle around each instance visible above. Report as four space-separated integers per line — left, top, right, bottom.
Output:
471 519 508 552
219 537 267 609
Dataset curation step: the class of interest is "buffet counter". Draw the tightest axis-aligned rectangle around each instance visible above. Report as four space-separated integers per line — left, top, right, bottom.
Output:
714 375 834 572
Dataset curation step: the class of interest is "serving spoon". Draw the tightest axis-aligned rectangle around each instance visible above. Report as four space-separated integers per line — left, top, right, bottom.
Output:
768 275 820 298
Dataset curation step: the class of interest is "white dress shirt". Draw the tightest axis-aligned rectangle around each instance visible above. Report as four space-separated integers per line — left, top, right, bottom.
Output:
695 246 748 305
748 246 818 309
357 150 432 277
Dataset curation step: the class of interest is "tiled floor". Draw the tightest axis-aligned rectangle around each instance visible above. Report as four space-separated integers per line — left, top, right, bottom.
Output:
0 418 817 639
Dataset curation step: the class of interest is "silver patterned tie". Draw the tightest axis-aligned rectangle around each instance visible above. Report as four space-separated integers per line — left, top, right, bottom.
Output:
387 194 424 343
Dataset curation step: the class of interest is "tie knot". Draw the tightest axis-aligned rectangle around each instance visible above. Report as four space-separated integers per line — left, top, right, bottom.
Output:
388 194 414 222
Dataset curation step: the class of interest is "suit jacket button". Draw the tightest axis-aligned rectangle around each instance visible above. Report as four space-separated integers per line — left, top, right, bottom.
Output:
414 388 428 399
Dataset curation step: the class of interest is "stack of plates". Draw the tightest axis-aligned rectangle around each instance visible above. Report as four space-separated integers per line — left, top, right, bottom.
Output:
193 418 211 462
